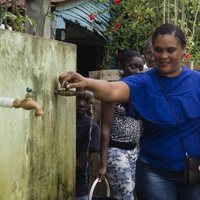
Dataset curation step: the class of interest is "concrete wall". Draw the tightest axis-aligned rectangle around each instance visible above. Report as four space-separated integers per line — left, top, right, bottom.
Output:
0 29 76 200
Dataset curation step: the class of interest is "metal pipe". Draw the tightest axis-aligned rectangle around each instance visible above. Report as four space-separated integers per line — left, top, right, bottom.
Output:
54 88 93 99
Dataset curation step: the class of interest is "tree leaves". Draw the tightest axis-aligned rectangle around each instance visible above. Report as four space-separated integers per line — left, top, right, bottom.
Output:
98 0 200 68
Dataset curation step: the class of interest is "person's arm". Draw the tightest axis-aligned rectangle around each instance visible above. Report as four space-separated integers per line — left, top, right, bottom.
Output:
58 71 130 102
98 102 115 181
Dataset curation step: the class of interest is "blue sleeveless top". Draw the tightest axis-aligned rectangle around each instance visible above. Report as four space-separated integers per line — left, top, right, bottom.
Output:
122 67 200 171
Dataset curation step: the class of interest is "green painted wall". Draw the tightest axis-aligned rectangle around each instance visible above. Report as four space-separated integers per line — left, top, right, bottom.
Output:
0 29 76 200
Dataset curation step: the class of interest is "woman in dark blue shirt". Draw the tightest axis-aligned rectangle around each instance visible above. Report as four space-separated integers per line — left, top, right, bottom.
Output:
59 23 200 200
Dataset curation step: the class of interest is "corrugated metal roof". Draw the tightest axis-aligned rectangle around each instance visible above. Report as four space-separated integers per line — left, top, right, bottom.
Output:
51 0 69 2
54 0 113 39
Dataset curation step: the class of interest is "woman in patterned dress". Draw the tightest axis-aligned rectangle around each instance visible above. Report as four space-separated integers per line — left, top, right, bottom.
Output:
98 51 144 200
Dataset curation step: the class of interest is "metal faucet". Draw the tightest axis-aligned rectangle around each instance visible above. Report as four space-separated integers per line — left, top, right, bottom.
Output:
13 87 44 117
54 88 93 99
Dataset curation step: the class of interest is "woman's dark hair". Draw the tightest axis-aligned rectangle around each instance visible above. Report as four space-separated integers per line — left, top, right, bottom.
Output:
152 23 186 48
118 50 141 66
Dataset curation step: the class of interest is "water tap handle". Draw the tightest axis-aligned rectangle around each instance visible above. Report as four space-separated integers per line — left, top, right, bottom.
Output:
26 87 33 98
26 87 32 93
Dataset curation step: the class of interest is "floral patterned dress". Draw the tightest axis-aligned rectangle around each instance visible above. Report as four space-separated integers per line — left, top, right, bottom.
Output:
107 104 141 200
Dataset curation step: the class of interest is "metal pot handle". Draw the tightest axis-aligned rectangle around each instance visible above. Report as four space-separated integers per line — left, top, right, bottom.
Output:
89 178 110 200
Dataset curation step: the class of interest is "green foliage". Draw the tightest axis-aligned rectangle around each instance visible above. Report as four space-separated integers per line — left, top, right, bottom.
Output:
190 41 200 67
0 2 35 32
98 0 158 67
96 0 200 69
162 0 200 68
3 11 35 32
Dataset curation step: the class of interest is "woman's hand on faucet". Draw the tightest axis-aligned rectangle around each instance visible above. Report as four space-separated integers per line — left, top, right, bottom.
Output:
59 71 88 89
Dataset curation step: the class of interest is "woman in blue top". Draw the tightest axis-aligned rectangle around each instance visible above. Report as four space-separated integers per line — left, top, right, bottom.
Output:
59 23 200 200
